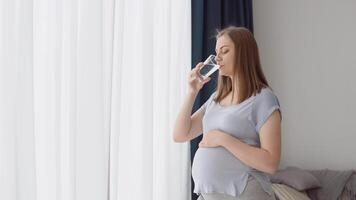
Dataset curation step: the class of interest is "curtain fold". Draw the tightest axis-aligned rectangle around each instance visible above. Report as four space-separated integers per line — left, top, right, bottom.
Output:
0 0 191 199
0 0 37 199
110 0 191 199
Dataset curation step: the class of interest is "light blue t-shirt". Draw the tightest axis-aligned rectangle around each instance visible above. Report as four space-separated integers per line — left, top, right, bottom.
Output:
192 87 282 197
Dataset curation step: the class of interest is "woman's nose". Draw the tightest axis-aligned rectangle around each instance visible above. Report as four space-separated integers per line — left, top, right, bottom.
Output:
215 55 221 62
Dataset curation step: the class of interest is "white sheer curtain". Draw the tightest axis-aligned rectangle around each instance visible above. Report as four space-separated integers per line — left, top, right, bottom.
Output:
0 0 191 199
110 0 191 199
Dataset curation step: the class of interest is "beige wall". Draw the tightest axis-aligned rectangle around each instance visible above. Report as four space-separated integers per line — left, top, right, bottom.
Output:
253 0 356 170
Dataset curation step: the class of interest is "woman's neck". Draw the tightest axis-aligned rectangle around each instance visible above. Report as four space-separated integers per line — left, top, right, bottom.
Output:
229 89 239 104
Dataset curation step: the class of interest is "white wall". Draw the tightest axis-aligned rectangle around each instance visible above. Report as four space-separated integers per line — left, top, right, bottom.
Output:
253 0 356 170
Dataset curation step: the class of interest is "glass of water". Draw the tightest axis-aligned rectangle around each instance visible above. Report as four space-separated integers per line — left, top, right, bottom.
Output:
198 55 220 82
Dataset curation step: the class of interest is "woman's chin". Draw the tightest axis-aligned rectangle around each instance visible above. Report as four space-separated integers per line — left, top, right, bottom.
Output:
219 71 228 76
219 72 232 78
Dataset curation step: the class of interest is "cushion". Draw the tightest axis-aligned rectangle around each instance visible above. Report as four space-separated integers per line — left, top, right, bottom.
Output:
307 169 354 200
270 166 321 191
272 183 311 200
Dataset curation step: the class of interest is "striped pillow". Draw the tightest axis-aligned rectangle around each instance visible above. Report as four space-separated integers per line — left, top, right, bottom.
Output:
272 184 311 200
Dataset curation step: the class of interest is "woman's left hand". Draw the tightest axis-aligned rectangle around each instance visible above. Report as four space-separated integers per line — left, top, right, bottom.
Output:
199 130 227 148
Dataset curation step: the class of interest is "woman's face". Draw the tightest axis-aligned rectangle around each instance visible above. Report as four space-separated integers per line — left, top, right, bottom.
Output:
215 35 235 78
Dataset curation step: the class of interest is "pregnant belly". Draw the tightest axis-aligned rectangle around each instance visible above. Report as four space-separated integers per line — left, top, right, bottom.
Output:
192 147 251 183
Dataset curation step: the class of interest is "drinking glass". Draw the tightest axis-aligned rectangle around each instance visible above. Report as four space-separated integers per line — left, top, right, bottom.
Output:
198 55 220 82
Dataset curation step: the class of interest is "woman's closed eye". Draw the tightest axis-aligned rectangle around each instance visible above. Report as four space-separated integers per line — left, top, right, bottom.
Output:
216 49 229 56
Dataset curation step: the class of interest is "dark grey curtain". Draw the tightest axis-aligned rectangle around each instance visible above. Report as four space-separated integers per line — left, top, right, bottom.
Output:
191 1 254 199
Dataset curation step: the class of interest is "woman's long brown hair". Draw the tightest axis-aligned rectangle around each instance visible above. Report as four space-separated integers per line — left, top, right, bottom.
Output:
214 26 270 104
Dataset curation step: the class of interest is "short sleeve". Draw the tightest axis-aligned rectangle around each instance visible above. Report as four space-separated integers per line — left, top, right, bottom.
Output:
251 89 282 133
200 92 216 114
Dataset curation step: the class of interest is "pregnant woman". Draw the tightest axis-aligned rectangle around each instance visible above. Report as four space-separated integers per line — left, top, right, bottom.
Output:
172 26 282 200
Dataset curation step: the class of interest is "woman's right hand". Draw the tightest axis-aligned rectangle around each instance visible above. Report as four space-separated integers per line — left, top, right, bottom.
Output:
188 62 211 95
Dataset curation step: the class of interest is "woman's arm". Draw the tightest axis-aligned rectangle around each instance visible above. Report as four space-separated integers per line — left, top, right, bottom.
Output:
222 111 281 174
172 92 204 142
172 92 196 142
172 63 211 143
199 110 281 174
